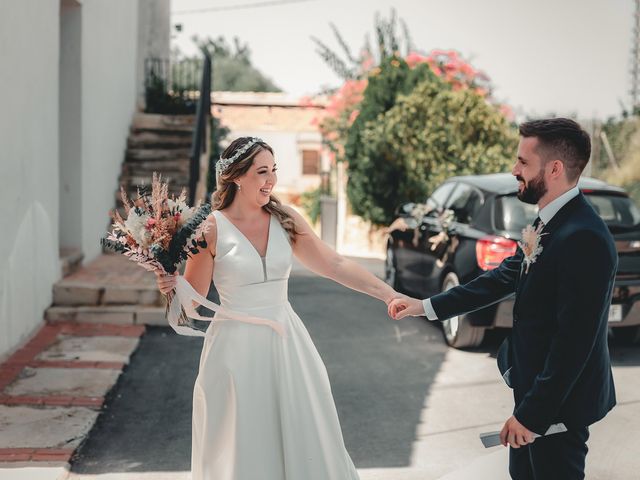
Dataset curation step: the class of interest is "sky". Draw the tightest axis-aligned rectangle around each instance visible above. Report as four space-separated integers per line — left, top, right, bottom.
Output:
171 0 634 120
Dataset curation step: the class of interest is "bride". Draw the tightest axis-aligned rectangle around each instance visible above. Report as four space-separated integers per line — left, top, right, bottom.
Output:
155 136 403 480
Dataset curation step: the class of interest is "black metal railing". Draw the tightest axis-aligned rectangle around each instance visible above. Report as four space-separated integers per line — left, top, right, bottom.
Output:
188 49 212 205
144 57 208 115
143 52 212 205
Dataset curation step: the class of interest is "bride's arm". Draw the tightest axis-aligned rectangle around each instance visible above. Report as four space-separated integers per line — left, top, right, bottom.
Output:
155 214 217 298
285 206 399 305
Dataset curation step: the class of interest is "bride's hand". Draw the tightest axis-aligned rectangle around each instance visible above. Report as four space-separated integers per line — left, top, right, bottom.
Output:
155 270 177 295
388 297 424 320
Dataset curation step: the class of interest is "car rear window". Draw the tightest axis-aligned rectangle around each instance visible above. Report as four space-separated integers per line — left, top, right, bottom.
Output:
494 193 640 233
494 196 538 232
584 193 640 228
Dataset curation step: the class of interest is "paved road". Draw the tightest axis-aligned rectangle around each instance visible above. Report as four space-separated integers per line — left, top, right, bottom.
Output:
68 269 640 480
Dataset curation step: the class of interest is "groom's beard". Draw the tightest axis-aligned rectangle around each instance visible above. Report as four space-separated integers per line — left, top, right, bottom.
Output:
516 170 547 205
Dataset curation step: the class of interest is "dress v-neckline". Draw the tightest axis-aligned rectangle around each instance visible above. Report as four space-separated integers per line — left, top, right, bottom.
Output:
218 210 273 259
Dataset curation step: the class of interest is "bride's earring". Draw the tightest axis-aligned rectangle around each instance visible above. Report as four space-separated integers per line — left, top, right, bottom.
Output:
236 183 242 192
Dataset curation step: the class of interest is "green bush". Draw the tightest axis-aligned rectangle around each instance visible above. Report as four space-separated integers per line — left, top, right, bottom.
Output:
344 57 517 225
301 187 322 225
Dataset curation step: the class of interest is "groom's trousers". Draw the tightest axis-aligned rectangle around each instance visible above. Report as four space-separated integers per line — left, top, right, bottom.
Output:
508 426 589 480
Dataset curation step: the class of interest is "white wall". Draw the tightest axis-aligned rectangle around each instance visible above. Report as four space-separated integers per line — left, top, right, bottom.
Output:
59 2 83 249
0 0 169 358
80 0 139 261
136 0 171 110
0 0 61 356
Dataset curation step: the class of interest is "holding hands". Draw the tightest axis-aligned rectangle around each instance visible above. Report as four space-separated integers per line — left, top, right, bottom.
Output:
387 296 426 320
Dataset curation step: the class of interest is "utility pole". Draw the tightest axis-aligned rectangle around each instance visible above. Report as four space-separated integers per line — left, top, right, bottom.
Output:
631 0 640 110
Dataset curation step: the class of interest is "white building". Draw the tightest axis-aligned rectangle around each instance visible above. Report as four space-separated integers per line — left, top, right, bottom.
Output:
0 0 170 358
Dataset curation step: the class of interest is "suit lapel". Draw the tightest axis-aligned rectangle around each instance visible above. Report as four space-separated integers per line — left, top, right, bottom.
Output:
515 193 586 296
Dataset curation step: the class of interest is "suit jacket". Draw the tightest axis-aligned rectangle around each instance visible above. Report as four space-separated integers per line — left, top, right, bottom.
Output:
429 193 618 435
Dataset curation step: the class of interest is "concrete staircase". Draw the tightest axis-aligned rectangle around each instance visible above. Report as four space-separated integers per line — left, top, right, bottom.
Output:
46 254 165 326
45 113 211 327
116 112 197 211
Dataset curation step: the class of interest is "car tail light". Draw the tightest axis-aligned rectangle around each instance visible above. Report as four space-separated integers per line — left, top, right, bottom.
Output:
476 236 518 271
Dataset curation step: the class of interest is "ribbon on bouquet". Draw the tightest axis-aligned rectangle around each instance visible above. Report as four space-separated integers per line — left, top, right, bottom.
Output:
166 276 287 338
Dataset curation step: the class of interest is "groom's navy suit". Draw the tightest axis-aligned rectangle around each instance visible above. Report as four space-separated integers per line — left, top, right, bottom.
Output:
426 190 617 479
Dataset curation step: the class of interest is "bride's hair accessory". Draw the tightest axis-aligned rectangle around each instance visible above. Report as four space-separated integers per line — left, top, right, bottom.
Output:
216 137 264 176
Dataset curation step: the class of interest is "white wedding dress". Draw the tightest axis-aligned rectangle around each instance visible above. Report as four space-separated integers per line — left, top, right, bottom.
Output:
189 210 360 480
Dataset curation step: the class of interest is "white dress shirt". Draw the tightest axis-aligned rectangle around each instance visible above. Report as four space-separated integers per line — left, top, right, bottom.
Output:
422 185 581 320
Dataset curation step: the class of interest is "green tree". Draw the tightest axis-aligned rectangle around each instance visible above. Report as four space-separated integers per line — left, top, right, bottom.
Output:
193 36 281 92
346 57 518 225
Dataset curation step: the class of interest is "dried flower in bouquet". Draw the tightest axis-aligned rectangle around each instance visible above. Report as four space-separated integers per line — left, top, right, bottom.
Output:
101 173 212 329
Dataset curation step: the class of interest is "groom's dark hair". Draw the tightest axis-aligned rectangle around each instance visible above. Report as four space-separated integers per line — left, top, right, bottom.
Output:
519 118 591 182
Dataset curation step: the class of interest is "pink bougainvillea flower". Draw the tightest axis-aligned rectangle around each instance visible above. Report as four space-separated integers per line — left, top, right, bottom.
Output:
348 109 360 124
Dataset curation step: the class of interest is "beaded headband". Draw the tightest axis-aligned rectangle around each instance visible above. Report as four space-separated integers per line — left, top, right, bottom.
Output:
216 137 264 176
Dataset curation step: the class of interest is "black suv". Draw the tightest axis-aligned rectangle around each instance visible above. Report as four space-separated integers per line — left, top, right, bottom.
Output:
385 173 640 348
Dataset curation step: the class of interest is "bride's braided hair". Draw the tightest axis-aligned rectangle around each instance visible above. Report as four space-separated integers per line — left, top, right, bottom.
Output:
211 137 301 243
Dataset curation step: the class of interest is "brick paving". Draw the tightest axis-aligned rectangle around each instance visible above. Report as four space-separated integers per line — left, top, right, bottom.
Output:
0 253 159 474
0 321 144 467
0 448 74 462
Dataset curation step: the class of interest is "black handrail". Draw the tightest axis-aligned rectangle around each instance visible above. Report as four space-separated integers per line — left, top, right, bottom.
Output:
188 48 212 206
144 57 202 114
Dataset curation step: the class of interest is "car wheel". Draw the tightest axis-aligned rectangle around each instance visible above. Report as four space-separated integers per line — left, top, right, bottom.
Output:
440 272 485 348
611 325 640 345
385 245 401 291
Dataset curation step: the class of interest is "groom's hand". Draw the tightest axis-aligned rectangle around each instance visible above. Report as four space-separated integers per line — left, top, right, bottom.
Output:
388 297 424 320
500 415 535 449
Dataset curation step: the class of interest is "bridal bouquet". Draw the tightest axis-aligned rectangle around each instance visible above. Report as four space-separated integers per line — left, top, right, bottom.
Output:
101 173 211 327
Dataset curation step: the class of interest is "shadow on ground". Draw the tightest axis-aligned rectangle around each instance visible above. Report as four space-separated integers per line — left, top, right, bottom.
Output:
70 276 449 473
69 275 640 474
70 327 202 473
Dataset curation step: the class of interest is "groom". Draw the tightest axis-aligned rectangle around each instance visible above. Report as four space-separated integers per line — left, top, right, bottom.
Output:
389 118 617 480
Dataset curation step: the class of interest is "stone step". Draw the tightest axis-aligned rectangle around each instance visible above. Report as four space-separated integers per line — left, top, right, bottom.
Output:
59 247 84 277
130 127 196 138
45 305 166 326
120 172 190 187
127 131 192 150
131 113 196 133
119 175 189 189
113 186 189 208
122 159 190 175
126 148 191 162
52 282 162 307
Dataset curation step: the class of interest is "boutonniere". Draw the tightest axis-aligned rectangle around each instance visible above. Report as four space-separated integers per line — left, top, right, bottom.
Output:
518 222 548 274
